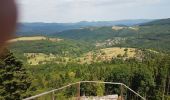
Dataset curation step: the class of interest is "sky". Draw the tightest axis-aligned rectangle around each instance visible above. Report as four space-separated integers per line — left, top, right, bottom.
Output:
16 0 170 23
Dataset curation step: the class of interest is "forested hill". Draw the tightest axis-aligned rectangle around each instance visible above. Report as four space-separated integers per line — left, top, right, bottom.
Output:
53 18 170 52
136 18 170 51
53 26 137 41
141 18 170 26
16 19 152 36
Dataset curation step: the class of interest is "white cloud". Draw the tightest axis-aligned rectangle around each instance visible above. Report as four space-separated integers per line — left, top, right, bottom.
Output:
17 0 161 8
16 0 169 22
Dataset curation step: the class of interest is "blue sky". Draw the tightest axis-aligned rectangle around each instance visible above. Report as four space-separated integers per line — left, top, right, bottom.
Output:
17 0 170 23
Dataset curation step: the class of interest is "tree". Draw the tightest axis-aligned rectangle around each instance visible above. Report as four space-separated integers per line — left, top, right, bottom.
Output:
0 50 31 100
96 83 104 96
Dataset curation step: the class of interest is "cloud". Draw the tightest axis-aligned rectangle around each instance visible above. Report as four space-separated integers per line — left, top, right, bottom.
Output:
16 0 169 22
18 0 161 7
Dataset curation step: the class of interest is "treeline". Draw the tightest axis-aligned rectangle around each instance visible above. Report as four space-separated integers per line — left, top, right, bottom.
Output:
27 51 170 100
10 40 94 57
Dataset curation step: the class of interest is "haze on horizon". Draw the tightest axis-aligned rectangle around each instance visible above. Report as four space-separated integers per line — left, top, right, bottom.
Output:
17 0 170 23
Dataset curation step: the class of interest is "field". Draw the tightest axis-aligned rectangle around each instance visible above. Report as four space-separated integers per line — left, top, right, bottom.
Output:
23 47 142 65
8 36 63 42
77 47 141 64
112 26 124 30
24 53 56 65
112 26 139 31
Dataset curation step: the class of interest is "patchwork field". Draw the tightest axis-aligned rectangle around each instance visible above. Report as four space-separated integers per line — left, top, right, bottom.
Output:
24 47 143 65
76 47 142 64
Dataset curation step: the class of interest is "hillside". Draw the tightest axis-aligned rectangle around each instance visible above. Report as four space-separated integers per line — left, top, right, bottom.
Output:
77 47 142 64
9 37 95 57
8 36 63 42
141 18 170 26
53 19 170 52
126 25 170 51
16 19 152 36
54 26 137 41
10 18 170 63
10 18 170 64
21 47 144 65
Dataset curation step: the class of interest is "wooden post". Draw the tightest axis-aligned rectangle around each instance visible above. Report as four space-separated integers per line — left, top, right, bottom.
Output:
52 91 55 100
77 82 81 100
121 84 123 100
167 76 170 95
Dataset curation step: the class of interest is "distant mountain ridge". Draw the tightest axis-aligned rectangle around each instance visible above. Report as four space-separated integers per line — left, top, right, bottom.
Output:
11 18 170 54
141 18 170 26
17 19 153 36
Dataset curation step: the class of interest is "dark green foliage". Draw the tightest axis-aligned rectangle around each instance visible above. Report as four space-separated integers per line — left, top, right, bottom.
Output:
123 25 170 52
53 27 136 41
141 18 170 26
0 50 31 100
52 23 170 52
10 40 94 57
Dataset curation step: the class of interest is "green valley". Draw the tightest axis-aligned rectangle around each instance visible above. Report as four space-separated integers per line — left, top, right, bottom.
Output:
1 18 170 100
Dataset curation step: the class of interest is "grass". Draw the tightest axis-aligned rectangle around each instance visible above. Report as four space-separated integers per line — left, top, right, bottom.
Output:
24 47 142 65
112 26 124 30
78 47 141 64
25 53 56 65
8 36 63 42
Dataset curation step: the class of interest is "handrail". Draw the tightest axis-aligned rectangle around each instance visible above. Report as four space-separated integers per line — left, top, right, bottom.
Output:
23 82 80 100
81 81 146 100
23 81 146 100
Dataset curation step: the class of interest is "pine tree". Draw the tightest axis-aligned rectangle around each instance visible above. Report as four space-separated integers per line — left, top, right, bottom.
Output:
0 50 31 100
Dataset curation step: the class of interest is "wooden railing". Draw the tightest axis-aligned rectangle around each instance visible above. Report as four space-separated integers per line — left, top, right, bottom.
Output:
23 81 146 100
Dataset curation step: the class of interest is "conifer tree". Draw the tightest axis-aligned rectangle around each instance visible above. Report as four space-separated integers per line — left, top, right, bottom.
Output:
0 50 31 100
